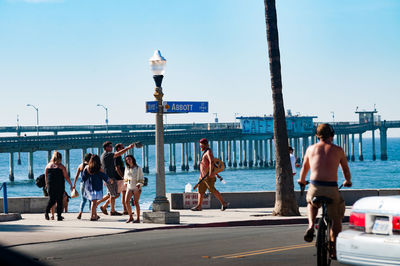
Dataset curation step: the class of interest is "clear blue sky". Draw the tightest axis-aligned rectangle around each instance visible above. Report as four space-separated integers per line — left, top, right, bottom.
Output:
1 0 399 136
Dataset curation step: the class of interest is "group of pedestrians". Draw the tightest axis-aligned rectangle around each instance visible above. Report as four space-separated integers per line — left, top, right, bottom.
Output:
44 141 144 223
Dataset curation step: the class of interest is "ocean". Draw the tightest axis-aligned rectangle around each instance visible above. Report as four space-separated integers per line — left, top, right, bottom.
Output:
1 138 399 212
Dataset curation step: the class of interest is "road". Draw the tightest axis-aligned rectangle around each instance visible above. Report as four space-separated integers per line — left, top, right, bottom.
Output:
10 224 346 266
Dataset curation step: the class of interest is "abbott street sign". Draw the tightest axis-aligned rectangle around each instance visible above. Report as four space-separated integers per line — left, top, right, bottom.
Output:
146 101 208 113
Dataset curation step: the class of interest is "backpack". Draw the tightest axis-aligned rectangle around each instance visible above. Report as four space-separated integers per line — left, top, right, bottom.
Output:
35 174 45 188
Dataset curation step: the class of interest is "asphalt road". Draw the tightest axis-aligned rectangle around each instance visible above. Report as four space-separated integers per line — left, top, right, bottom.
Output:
10 224 346 266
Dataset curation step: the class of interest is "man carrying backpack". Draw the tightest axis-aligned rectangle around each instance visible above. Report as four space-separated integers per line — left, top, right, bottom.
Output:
191 138 229 211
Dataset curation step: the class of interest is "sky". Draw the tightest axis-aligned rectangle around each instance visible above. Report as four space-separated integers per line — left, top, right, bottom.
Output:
1 0 399 136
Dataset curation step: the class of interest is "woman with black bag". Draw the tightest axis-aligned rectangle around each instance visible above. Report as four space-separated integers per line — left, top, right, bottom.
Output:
44 151 73 221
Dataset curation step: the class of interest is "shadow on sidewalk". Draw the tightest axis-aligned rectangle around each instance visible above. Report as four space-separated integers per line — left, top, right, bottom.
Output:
0 224 43 232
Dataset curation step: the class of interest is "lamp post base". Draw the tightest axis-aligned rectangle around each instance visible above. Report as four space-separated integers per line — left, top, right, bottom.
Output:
151 196 170 212
143 211 180 224
142 197 180 224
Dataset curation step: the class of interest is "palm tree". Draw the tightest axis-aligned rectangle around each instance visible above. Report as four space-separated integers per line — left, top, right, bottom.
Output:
264 0 300 216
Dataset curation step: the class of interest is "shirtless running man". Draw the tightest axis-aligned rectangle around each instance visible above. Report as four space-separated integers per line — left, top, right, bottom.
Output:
297 123 352 251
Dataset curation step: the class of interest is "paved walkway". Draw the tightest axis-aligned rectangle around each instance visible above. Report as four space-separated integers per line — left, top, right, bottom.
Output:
0 207 352 247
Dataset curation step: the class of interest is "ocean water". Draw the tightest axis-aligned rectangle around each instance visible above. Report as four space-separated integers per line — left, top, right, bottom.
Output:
1 138 399 212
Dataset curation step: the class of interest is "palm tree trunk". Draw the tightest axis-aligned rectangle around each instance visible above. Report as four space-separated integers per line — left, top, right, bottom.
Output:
264 0 300 216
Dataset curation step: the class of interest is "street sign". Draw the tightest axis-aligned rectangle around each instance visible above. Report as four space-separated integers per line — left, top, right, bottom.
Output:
164 101 208 113
146 101 208 113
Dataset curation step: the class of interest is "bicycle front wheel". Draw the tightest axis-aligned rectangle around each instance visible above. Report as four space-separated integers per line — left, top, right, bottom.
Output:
316 218 330 266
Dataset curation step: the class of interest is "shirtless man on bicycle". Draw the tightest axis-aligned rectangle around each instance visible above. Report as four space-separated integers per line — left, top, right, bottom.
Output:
297 123 352 251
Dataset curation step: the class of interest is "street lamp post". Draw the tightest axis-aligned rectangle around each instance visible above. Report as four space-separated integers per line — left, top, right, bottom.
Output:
213 113 218 123
97 104 109 133
26 104 39 136
143 50 179 224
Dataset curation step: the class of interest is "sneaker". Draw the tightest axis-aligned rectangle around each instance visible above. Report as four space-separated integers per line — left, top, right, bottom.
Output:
304 227 315 242
221 202 230 211
100 206 108 215
110 211 123 216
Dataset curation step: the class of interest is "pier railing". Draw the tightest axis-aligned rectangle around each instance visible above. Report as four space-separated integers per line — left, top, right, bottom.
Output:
0 122 241 135
0 129 246 153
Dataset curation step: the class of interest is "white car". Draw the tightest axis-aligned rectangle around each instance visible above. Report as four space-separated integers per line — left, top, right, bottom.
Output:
337 195 400 265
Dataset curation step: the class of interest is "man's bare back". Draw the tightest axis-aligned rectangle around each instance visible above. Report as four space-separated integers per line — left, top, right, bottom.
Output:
299 140 351 184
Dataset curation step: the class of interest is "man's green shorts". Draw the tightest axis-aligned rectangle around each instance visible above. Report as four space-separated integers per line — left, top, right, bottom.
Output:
198 176 217 194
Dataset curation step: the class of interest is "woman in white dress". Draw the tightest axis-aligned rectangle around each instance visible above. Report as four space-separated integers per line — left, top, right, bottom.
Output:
123 155 144 223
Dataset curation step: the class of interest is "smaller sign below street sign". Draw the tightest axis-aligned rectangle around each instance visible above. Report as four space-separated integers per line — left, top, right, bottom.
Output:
146 101 208 113
146 101 158 113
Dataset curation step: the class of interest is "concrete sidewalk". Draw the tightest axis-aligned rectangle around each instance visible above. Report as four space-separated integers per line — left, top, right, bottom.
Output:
0 207 352 247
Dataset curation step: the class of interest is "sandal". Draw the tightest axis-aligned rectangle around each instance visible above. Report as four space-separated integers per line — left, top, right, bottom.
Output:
221 202 230 211
133 220 140 223
126 217 133 223
191 206 202 211
304 227 315 242
100 206 108 215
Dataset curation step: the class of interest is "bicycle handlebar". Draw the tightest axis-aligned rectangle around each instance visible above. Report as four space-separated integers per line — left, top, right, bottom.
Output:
298 180 350 196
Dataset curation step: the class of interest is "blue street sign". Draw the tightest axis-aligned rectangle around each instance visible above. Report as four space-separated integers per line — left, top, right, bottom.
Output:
164 101 208 113
146 101 208 113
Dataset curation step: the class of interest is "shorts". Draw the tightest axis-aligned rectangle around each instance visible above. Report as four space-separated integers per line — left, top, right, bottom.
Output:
105 178 119 197
198 176 217 194
306 184 345 221
127 186 141 194
117 180 126 193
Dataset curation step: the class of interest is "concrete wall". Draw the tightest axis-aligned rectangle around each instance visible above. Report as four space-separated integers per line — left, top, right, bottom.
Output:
168 189 400 210
0 197 48 213
0 189 399 213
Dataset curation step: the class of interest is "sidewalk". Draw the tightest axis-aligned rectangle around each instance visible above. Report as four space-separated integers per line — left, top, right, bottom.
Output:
0 207 352 247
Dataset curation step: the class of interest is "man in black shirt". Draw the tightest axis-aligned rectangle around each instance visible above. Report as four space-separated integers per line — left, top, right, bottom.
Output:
98 141 134 215
114 143 128 214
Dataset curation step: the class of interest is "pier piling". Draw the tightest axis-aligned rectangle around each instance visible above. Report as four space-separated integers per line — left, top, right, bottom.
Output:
380 127 388 160
372 129 376 161
351 134 355 161
358 133 364 161
232 140 237 167
28 152 34 179
9 153 14 182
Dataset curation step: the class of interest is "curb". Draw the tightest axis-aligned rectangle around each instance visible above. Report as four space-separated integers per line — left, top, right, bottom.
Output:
0 213 22 222
3 215 350 248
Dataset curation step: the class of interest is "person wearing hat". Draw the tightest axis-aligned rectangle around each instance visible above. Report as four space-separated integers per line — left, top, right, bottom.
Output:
191 138 229 211
297 123 352 259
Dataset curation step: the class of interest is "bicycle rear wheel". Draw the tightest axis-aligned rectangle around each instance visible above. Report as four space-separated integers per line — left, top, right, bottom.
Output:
316 217 330 266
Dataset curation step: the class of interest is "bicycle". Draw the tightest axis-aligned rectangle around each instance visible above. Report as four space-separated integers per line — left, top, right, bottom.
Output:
299 181 345 266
